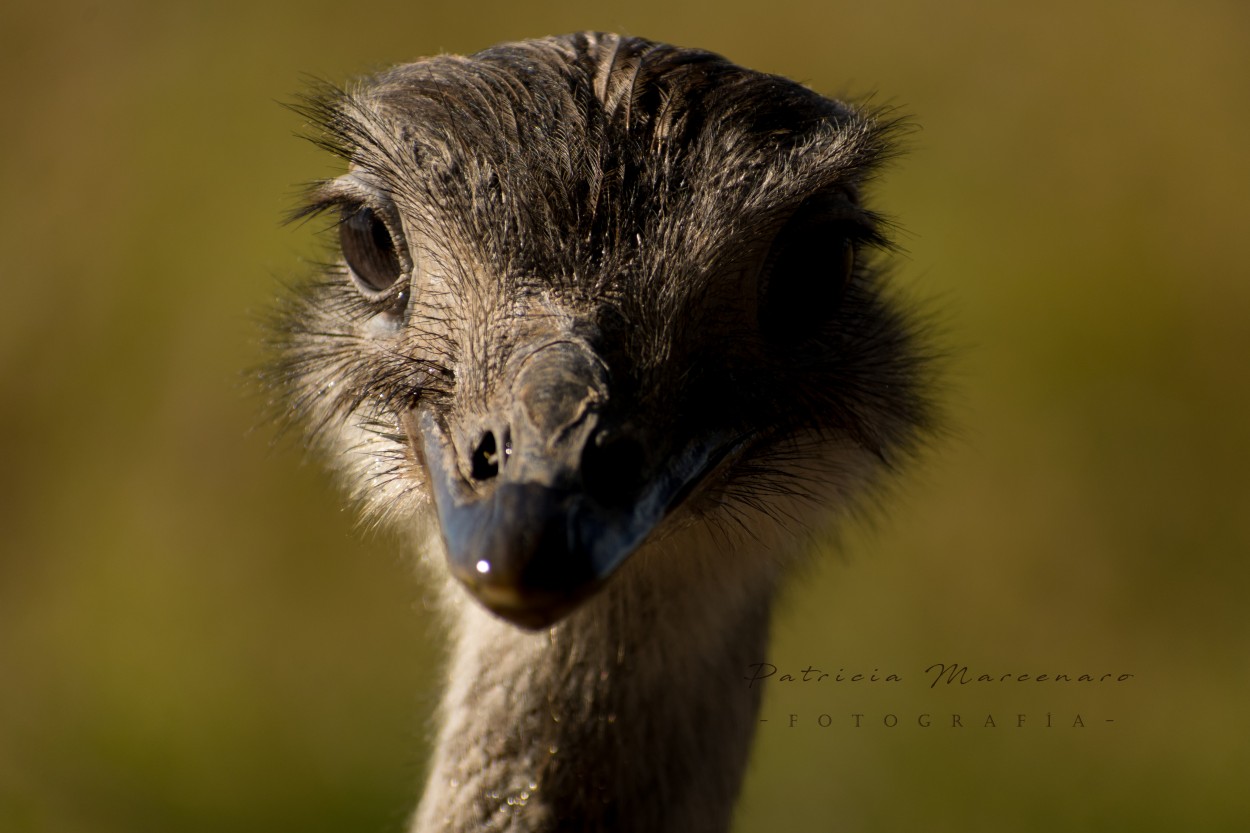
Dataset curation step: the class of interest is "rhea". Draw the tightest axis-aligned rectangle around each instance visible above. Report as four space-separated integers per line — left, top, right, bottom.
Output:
271 32 931 833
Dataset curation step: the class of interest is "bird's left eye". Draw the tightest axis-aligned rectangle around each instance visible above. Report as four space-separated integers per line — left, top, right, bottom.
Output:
340 205 404 294
757 203 860 342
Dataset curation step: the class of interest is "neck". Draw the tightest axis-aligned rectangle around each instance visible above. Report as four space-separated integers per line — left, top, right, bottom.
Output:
411 534 779 833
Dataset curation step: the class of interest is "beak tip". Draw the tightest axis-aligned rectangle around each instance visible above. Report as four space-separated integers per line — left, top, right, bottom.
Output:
436 480 611 628
449 565 593 630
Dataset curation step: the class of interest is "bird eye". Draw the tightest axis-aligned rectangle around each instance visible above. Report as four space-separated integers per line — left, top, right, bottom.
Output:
340 205 404 294
757 209 857 341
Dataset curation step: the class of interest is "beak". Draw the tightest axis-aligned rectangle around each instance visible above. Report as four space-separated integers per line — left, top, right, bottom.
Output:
405 340 738 629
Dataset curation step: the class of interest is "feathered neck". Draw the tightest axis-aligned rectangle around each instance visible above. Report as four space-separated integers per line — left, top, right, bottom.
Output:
410 531 780 833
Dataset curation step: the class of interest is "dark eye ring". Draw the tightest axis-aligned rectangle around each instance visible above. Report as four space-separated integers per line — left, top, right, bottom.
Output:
757 206 860 342
340 205 405 295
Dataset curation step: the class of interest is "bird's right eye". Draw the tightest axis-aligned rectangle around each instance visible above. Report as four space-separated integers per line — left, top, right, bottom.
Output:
340 205 404 294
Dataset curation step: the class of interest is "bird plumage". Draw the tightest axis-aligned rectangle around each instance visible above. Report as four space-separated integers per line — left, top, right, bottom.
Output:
269 31 932 832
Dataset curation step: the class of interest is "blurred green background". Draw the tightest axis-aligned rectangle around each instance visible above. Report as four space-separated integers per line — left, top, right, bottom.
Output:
2 0 1248 831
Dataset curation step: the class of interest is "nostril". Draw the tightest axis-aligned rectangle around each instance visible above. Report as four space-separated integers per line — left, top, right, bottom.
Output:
582 433 646 508
471 431 500 481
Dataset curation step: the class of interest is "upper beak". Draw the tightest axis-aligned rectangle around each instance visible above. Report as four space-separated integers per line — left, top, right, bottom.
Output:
405 339 737 629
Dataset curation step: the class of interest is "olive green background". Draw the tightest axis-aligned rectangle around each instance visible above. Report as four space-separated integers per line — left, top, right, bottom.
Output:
2 1 1248 831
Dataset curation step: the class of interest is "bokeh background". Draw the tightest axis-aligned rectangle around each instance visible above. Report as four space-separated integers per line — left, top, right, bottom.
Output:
2 1 1248 831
